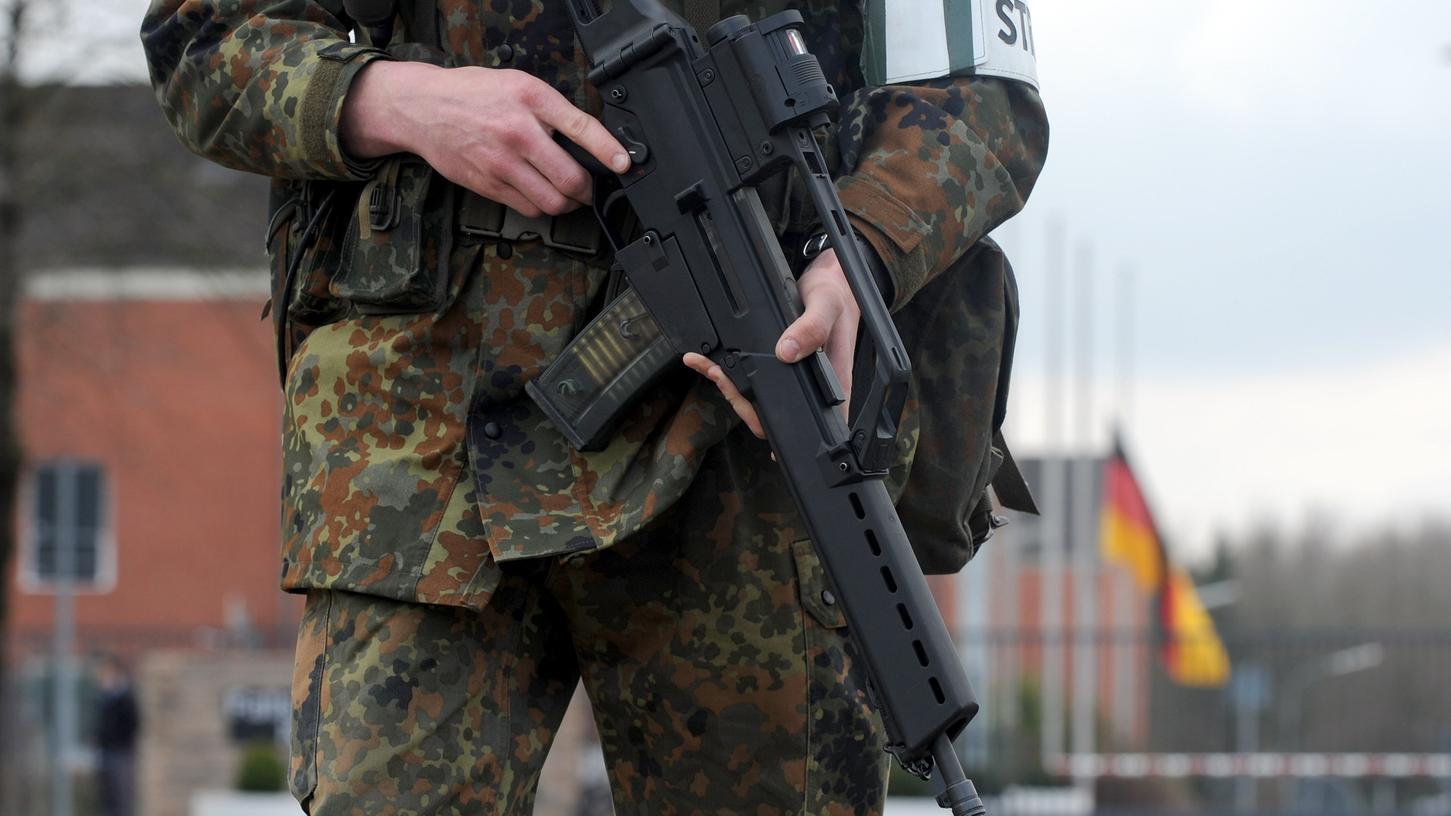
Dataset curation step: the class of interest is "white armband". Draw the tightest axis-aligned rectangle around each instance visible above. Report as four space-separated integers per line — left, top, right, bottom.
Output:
861 0 1039 89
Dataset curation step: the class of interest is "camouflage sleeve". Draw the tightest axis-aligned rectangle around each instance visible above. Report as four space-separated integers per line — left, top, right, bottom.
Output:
834 77 1048 308
140 0 391 180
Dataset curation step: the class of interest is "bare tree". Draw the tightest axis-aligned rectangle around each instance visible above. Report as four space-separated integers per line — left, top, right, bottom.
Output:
0 3 31 808
0 0 29 702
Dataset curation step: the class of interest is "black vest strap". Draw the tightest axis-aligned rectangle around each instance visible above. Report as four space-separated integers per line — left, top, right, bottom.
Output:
405 0 439 48
681 0 721 37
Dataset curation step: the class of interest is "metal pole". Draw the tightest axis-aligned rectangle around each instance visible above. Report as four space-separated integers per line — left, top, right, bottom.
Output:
996 505 1020 731
1111 265 1136 746
991 221 1020 737
961 548 990 767
1116 265 1135 430
1070 243 1097 776
1111 567 1135 743
51 463 77 816
1234 688 1259 813
1039 217 1067 771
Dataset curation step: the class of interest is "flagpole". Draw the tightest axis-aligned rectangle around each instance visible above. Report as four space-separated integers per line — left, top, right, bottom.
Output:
1070 241 1097 778
1039 216 1067 772
994 219 1021 736
1117 265 1136 429
1112 265 1136 743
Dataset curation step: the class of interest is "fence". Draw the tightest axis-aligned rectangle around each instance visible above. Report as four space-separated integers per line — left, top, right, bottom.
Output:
5 627 1451 816
946 628 1451 815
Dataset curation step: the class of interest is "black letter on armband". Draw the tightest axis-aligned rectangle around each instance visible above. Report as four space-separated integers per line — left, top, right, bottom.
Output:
997 0 1018 45
1015 1 1033 54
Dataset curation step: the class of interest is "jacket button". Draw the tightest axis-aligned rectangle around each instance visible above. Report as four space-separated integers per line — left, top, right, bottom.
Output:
821 590 836 606
483 421 502 440
496 241 513 260
496 43 514 63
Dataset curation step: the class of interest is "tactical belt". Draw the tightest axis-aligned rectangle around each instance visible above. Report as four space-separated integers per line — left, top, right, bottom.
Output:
456 191 605 257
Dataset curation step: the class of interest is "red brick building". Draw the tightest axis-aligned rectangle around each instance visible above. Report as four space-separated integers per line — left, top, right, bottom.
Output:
8 270 298 651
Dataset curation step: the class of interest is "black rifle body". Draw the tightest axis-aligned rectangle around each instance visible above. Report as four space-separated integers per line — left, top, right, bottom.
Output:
550 2 986 810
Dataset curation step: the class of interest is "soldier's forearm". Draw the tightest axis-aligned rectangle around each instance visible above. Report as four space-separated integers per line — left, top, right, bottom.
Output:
140 0 388 180
833 77 1049 309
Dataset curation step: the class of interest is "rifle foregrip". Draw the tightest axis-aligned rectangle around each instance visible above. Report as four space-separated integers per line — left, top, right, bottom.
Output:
745 357 977 763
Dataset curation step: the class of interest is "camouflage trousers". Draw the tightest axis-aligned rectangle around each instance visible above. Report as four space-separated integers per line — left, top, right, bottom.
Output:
288 430 890 815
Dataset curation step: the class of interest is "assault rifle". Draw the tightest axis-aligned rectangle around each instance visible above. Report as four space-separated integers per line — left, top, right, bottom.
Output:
531 1 989 812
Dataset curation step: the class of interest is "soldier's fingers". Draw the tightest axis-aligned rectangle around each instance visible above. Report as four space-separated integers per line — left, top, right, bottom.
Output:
470 178 542 220
777 286 842 364
682 353 765 439
530 88 632 175
503 160 579 217
711 367 765 439
682 351 714 381
524 132 594 206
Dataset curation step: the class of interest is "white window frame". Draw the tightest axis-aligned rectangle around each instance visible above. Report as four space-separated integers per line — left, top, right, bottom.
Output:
17 459 117 595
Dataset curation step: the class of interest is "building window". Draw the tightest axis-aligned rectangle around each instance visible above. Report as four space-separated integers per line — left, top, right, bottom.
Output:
21 461 114 593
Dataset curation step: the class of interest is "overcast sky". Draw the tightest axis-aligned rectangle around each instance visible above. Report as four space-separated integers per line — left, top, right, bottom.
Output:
13 0 1451 557
995 0 1451 555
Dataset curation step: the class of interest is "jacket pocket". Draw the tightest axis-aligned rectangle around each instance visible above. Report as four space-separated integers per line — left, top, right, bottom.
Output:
333 157 454 315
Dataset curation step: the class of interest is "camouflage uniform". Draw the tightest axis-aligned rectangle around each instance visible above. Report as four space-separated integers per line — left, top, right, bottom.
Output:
141 1 1047 812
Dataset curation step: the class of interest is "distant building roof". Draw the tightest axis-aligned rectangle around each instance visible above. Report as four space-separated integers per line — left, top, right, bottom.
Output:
25 269 267 301
16 84 269 271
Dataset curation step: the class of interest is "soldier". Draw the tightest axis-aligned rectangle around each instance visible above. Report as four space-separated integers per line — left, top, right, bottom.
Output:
141 1 1046 813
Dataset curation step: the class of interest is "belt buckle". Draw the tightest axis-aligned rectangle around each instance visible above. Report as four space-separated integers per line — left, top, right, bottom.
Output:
500 207 547 242
547 209 604 256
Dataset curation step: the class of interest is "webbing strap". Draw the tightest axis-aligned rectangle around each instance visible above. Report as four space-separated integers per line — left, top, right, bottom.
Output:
990 432 1038 515
409 0 439 48
681 0 720 37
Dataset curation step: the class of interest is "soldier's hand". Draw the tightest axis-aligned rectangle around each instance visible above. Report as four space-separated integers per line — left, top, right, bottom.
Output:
340 61 631 218
683 249 859 439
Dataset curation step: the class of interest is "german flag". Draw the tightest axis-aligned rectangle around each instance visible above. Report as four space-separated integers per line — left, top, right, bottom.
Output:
1098 437 1229 687
1159 564 1231 687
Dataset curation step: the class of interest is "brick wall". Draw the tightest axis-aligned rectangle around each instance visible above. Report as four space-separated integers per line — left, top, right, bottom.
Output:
137 650 293 816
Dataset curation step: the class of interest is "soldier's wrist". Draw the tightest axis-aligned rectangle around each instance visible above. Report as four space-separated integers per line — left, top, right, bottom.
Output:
802 228 896 306
340 60 441 160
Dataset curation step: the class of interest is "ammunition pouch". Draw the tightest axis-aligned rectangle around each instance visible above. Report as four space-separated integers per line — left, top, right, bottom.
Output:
264 156 456 385
334 155 457 315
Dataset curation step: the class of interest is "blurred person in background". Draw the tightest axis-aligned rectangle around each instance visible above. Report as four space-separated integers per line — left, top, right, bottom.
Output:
93 653 139 816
